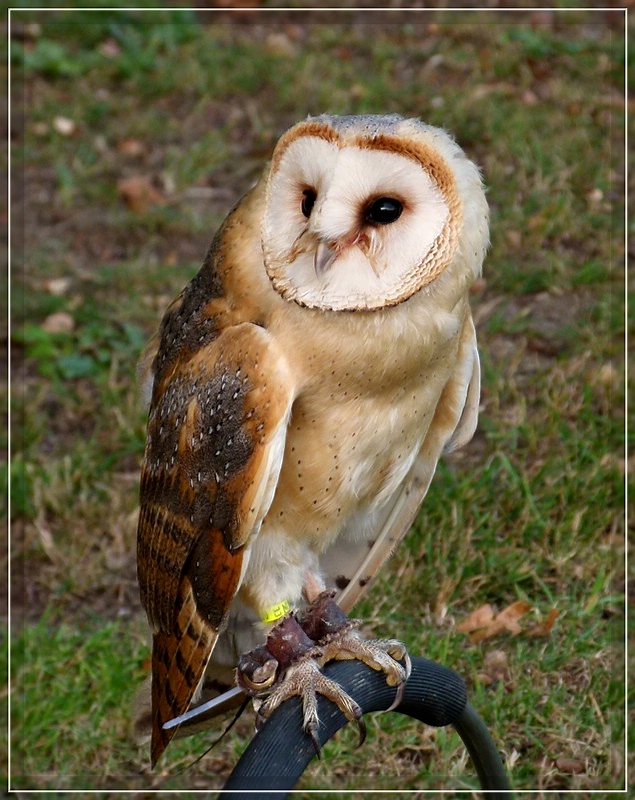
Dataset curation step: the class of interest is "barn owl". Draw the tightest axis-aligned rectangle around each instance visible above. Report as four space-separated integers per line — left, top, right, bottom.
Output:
135 113 489 766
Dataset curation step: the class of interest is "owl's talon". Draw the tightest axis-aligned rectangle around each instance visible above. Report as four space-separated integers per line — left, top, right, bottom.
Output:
298 591 411 709
384 650 411 711
307 721 321 759
254 655 365 754
354 715 367 748
237 593 407 758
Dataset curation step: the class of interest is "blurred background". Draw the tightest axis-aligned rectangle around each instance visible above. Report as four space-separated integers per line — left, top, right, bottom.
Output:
8 3 626 794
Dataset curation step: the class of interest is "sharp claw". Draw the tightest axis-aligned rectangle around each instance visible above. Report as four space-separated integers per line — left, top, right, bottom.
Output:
308 723 322 759
356 716 367 748
241 596 411 757
383 653 411 712
385 677 405 713
403 651 412 681
254 708 266 731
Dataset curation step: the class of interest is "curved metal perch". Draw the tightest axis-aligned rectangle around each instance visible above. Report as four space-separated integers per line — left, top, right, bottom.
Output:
218 655 513 799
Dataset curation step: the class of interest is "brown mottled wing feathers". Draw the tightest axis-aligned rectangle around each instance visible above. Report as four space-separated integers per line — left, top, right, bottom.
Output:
149 574 229 765
137 264 294 765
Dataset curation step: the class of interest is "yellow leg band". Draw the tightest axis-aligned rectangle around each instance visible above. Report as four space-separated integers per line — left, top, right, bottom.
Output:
261 599 291 624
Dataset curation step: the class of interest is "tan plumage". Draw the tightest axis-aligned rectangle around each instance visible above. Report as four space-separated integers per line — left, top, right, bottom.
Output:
136 114 489 765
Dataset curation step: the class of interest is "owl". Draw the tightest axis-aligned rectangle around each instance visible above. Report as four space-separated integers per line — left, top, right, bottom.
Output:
135 113 489 766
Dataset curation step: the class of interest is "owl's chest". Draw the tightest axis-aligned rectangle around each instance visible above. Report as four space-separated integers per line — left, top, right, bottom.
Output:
264 342 455 546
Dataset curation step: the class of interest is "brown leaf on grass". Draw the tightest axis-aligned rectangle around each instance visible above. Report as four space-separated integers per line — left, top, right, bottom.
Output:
495 600 532 630
456 603 495 633
44 277 72 296
53 116 76 136
41 311 75 334
458 601 532 643
117 174 164 213
476 649 510 687
505 229 522 250
555 756 586 774
264 32 297 57
98 37 121 58
525 608 559 638
117 138 146 158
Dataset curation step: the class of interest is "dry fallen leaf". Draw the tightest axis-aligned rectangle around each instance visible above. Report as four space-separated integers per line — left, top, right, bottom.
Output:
456 603 495 633
44 277 72 296
117 174 164 213
555 756 586 774
117 138 146 158
265 32 297 57
493 600 532 633
505 229 522 250
98 37 121 58
476 649 510 687
41 311 75 334
525 608 559 638
53 116 76 136
458 600 532 643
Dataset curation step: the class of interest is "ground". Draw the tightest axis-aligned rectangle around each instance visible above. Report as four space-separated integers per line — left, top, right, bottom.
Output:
7 4 628 796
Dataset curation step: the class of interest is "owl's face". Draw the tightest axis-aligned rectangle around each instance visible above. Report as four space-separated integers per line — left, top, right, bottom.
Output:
261 114 487 312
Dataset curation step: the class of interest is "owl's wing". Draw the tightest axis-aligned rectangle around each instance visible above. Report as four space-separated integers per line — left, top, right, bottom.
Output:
329 311 480 613
137 320 294 765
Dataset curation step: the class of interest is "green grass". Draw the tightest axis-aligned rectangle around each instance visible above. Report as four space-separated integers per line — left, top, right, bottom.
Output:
11 615 148 789
9 5 626 795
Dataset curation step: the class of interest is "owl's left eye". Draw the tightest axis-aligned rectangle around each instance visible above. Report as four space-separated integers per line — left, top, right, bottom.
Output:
365 197 403 225
301 188 317 218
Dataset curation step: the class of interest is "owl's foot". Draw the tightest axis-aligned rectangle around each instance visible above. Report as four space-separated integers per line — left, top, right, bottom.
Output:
236 591 410 755
299 591 412 711
257 653 366 755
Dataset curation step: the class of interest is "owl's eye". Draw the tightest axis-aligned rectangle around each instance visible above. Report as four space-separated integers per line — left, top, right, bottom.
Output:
301 188 317 218
365 197 403 225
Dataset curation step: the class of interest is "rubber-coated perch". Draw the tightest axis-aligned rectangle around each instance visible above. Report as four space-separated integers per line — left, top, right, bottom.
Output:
219 655 513 798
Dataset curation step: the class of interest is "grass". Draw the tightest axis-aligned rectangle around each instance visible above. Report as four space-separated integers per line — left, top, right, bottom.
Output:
8 5 626 796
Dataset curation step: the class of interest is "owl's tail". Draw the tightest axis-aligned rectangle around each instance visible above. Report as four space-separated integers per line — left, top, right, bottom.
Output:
150 580 221 767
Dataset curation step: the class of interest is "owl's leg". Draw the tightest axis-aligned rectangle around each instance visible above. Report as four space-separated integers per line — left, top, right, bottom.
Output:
299 590 411 710
236 590 410 754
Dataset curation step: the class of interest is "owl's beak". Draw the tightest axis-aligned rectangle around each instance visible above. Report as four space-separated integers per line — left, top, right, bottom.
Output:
290 230 338 276
314 240 338 276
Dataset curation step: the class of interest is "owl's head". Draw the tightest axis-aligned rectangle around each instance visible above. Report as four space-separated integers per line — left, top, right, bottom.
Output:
261 114 488 312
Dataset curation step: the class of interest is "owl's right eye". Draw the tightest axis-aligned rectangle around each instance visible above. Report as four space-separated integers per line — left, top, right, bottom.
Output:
301 188 317 218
